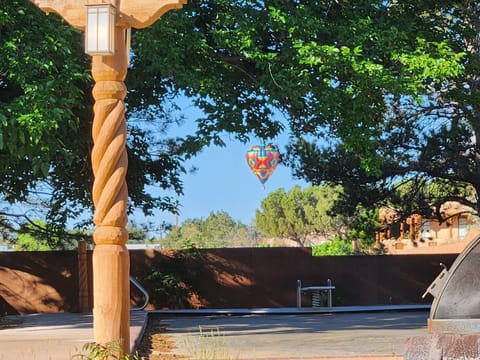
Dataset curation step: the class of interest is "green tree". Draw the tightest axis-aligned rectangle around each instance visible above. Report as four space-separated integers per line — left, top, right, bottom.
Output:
126 222 149 243
1 1 91 226
284 3 480 225
162 211 250 249
0 1 200 237
14 220 76 251
255 185 349 246
131 0 463 161
4 0 473 245
345 207 379 248
312 238 354 256
131 0 470 232
16 232 52 251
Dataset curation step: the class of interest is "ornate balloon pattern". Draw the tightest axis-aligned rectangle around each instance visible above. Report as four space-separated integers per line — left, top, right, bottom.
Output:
246 145 280 187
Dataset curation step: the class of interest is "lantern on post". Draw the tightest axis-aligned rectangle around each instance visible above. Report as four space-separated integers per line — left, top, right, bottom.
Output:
85 3 116 56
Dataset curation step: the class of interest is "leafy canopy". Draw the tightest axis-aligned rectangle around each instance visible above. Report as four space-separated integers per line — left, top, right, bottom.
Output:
312 239 354 257
162 211 254 249
255 185 350 246
2 0 472 243
0 1 202 236
132 0 464 163
284 2 480 225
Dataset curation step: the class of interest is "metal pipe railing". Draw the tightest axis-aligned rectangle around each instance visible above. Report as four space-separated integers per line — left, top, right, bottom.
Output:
130 275 150 310
297 279 335 308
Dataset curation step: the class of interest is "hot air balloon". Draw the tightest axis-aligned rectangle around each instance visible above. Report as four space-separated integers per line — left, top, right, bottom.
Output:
246 145 280 187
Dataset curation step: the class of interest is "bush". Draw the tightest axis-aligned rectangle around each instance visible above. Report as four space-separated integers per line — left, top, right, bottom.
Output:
311 238 354 256
145 248 204 309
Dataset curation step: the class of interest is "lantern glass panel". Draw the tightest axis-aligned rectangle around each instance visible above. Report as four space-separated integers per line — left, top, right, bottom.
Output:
85 4 115 55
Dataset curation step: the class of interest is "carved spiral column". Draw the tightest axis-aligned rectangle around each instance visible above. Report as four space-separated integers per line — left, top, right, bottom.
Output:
91 27 130 354
30 2 187 356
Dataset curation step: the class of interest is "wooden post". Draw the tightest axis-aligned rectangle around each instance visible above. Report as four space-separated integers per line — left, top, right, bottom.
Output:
78 240 90 313
29 1 187 356
90 27 130 354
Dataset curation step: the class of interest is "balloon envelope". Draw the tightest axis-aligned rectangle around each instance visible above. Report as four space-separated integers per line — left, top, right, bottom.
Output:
246 145 280 185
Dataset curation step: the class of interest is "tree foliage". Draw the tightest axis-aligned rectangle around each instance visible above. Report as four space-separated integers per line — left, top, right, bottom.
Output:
345 207 379 247
14 220 76 251
132 0 459 158
283 2 480 225
162 211 253 249
3 0 477 245
1 1 91 213
255 185 350 246
132 0 471 229
0 1 202 236
312 239 354 256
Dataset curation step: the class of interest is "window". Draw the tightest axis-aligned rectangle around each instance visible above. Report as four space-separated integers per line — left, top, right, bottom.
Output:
459 218 468 239
421 220 431 240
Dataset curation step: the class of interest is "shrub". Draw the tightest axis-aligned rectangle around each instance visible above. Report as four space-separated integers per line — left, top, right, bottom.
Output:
311 238 354 256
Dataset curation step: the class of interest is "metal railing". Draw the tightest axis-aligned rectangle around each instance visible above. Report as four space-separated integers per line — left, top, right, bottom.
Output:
296 279 335 308
130 276 150 310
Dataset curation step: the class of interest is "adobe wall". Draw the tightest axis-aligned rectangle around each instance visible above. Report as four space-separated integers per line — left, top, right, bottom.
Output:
130 248 457 308
0 248 458 314
0 251 79 315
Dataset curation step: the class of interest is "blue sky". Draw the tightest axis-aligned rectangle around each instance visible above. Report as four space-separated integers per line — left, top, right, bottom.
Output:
134 99 309 229
166 139 308 225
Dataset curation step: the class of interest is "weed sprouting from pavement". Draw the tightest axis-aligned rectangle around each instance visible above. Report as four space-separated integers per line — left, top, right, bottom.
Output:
182 325 239 360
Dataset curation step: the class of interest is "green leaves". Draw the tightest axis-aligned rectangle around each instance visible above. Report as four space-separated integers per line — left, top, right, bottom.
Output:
0 1 90 228
280 1 480 228
394 38 465 92
162 211 250 248
312 239 354 256
3 0 478 240
1 1 88 159
255 185 348 246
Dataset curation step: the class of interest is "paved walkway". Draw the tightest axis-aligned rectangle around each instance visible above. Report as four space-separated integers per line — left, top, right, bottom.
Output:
158 310 429 359
0 308 429 360
0 311 146 360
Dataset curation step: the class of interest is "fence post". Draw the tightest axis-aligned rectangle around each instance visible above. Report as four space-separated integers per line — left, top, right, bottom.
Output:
327 278 333 307
297 280 302 308
78 240 89 313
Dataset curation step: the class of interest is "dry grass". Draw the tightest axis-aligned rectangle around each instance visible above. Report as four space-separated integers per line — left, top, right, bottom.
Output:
135 317 187 360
